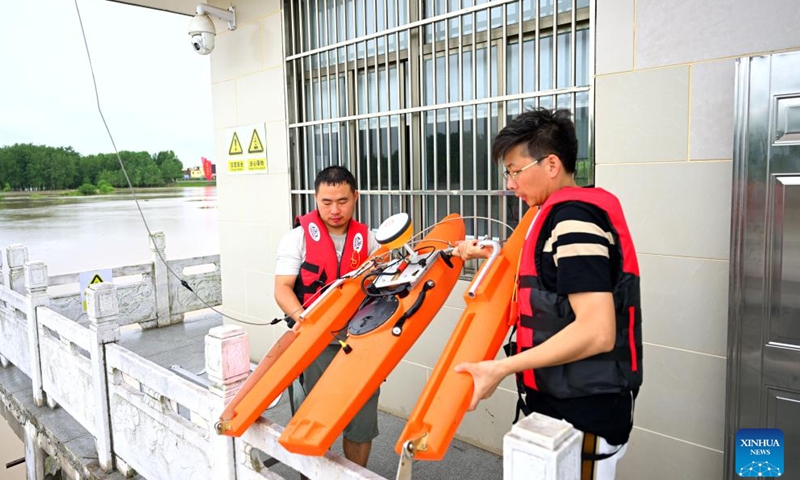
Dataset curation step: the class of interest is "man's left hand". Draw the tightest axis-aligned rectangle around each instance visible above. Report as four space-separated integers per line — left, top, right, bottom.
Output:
454 359 508 410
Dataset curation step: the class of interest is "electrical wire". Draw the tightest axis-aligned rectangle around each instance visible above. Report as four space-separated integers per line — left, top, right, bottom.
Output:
411 215 515 243
403 244 436 262
73 0 273 327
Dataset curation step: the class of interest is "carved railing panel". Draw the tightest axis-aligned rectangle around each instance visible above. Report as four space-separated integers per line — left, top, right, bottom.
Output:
167 256 221 316
116 278 157 327
0 287 31 375
38 307 96 434
47 294 83 324
236 418 386 480
106 344 215 480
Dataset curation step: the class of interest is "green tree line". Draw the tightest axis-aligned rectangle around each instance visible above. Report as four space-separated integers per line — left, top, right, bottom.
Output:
0 144 184 191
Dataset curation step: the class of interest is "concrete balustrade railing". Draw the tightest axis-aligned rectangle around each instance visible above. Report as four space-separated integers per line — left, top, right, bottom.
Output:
27 232 221 329
25 261 48 408
47 262 158 328
38 307 98 430
0 276 30 373
236 418 386 480
106 342 217 479
6 244 28 295
0 236 225 478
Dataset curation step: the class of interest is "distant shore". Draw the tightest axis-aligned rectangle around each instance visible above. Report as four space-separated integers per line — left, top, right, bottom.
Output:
172 180 217 187
0 181 216 199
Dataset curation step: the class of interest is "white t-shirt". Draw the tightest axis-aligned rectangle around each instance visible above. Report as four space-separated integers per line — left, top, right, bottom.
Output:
275 226 380 276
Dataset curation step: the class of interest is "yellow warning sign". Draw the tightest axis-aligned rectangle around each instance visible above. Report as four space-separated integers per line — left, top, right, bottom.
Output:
225 124 267 175
229 160 246 172
81 272 109 311
248 129 264 153
228 132 243 155
248 158 267 171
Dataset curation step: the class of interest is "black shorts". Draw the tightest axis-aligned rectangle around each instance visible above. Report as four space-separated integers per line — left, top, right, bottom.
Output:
524 387 637 446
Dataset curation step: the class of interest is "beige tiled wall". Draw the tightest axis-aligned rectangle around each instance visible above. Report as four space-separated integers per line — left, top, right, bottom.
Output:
597 162 732 259
212 0 290 359
454 386 518 454
405 306 461 367
617 428 723 480
636 345 727 450
596 67 689 164
690 60 735 161
595 0 634 75
381 360 430 418
595 0 800 478
635 0 800 68
265 121 289 174
639 254 729 357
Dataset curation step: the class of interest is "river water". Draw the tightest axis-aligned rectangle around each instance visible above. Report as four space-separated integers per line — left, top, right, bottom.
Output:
0 187 218 274
0 187 218 479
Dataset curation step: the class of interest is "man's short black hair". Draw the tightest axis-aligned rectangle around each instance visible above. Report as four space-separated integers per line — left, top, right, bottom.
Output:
314 165 358 193
491 108 578 174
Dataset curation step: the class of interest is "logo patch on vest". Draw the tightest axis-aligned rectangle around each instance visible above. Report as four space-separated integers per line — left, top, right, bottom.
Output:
353 233 364 252
308 222 321 242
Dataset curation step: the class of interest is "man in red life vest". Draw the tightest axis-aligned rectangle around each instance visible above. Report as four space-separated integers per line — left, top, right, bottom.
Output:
453 109 642 479
274 166 380 470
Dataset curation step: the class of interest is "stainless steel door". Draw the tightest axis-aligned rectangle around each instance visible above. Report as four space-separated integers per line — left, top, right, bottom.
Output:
726 51 800 478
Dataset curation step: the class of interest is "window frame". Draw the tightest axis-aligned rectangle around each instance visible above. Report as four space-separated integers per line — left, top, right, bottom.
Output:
285 0 594 251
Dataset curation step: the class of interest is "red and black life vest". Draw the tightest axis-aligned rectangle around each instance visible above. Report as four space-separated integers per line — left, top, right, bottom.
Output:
292 210 369 305
517 187 642 398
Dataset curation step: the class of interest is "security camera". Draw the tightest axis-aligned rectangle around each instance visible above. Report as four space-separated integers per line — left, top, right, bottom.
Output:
189 14 216 55
188 5 236 55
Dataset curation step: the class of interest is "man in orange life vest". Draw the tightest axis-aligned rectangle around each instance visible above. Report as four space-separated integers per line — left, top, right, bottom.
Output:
453 109 642 479
274 166 381 469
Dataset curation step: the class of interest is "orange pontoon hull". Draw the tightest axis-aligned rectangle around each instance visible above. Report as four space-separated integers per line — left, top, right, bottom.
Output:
217 249 387 437
395 207 537 460
278 214 466 455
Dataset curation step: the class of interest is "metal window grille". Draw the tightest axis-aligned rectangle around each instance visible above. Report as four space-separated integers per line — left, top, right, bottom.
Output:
284 0 593 246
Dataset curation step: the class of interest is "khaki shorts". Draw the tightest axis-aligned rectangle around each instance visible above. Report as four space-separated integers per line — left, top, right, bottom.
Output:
291 344 380 444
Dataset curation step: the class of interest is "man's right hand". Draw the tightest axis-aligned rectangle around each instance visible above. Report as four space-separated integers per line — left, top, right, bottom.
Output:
452 239 492 261
275 274 304 324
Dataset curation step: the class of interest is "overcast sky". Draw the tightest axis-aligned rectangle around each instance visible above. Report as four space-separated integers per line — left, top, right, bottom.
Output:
0 0 214 168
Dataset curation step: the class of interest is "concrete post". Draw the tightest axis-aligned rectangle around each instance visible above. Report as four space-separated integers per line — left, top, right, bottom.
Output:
24 261 48 408
24 421 45 480
503 412 582 480
149 232 177 327
86 282 120 472
0 248 6 368
7 244 29 294
205 325 250 480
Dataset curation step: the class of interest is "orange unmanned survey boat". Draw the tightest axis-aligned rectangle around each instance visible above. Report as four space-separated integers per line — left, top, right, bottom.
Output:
216 213 464 439
395 207 537 461
278 213 465 455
